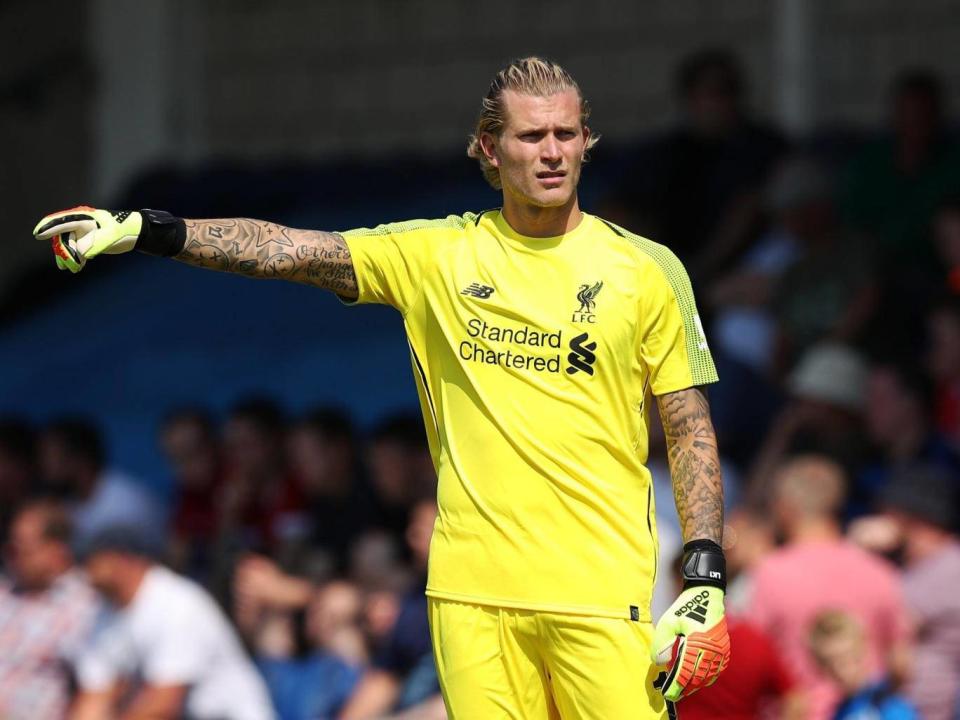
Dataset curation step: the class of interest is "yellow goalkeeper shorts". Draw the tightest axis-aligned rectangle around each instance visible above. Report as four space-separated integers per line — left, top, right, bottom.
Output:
428 598 669 720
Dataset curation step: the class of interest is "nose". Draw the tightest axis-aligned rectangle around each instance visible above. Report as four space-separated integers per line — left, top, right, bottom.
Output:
541 136 562 165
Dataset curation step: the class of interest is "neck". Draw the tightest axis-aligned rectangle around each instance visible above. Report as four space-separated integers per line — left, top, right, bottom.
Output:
501 192 582 238
117 563 151 608
787 516 842 543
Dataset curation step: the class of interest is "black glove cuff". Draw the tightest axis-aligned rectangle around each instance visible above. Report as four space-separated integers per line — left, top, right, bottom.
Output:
681 539 727 591
135 209 186 257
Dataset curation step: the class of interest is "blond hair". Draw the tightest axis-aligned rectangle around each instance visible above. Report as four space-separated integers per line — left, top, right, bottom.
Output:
467 57 599 190
809 609 864 666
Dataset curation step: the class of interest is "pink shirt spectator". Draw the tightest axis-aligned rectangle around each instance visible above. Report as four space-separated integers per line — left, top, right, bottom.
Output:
0 570 101 720
902 541 960 720
749 539 909 720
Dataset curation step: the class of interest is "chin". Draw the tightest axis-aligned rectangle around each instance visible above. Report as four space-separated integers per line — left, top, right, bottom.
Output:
525 186 575 209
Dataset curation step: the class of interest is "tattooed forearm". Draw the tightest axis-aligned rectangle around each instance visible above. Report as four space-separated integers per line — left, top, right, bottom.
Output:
175 218 358 299
657 387 724 545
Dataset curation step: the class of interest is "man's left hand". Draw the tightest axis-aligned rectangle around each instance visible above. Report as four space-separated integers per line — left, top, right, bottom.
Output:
651 539 731 701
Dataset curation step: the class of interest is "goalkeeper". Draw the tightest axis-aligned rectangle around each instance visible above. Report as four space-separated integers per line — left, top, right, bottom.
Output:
34 57 729 719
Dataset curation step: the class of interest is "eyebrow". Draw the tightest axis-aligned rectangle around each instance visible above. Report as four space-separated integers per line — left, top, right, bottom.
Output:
514 125 578 134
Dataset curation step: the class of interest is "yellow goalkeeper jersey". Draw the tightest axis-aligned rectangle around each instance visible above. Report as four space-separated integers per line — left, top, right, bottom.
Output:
341 210 717 620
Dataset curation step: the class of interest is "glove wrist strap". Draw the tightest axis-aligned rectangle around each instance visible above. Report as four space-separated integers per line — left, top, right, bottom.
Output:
681 539 726 592
135 209 186 257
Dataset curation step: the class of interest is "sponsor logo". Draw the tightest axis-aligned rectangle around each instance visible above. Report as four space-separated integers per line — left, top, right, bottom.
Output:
459 319 562 373
572 281 603 323
566 332 597 375
674 589 710 624
461 282 495 299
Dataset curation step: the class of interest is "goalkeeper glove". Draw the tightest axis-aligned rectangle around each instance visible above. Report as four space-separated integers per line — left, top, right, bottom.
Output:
652 540 731 701
33 207 185 273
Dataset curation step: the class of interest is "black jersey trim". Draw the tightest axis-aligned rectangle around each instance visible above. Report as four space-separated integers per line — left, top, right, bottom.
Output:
474 208 501 226
408 340 440 439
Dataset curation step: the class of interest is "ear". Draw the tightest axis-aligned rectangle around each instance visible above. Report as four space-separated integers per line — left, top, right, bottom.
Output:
581 125 591 158
479 133 500 168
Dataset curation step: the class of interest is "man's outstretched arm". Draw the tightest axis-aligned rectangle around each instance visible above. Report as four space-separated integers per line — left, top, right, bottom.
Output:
176 218 357 298
32 207 359 301
650 386 729 702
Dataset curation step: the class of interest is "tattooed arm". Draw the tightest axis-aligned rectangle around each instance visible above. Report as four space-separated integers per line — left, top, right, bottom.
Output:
656 387 724 545
175 218 358 300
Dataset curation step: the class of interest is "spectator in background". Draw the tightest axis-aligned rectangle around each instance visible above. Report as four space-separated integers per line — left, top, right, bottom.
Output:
856 361 960 517
614 47 786 279
748 343 870 499
841 69 960 273
880 466 960 720
706 157 845 462
288 408 372 575
879 196 960 338
160 408 223 581
769 163 877 371
73 526 275 720
220 397 304 554
341 499 440 719
748 455 910 720
926 299 960 446
257 581 366 720
367 413 436 546
809 610 916 720
932 197 960 298
38 417 165 552
0 500 100 720
0 418 35 541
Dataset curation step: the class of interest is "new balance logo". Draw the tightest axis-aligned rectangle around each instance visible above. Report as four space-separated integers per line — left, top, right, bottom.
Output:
566 332 597 375
461 283 494 299
674 590 710 624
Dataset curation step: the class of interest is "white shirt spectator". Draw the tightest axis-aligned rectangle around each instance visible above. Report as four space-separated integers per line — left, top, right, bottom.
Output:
78 565 275 720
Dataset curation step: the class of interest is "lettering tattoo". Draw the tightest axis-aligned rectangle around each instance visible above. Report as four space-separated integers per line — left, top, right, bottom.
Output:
176 218 358 298
658 387 724 545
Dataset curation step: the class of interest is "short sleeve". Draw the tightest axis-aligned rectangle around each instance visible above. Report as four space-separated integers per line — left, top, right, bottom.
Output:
340 216 468 313
637 245 717 395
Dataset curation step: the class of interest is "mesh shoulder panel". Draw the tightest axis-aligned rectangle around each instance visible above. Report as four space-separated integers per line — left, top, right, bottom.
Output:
599 219 718 385
341 213 477 237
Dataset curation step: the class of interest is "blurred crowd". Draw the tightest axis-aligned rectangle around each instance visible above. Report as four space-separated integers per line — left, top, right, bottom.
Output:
2 47 960 720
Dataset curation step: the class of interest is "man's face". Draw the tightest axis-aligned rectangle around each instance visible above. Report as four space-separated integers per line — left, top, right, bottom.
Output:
5 510 64 590
815 631 866 693
865 369 917 444
482 89 589 212
224 418 276 480
162 420 217 490
84 551 123 604
38 434 78 494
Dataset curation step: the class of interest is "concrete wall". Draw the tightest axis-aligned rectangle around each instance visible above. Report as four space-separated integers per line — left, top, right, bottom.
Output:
0 0 92 289
200 0 774 160
197 0 960 162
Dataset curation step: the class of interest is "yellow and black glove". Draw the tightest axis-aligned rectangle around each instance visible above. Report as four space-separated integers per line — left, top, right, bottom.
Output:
33 206 184 273
652 540 731 701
